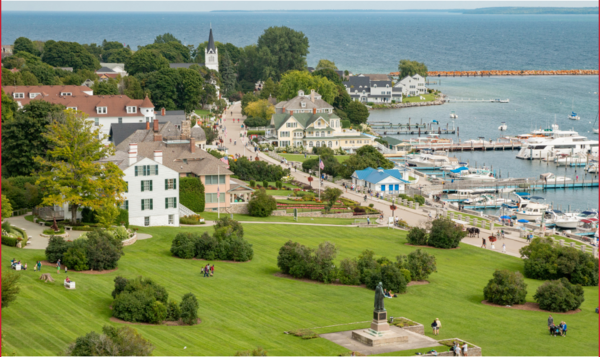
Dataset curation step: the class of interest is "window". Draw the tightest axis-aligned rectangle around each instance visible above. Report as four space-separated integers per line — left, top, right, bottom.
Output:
118 117 123 124
286 122 297 128
205 175 225 185
168 215 174 225
205 193 225 203
165 197 177 209
29 93 40 99
97 107 107 114
280 141 290 147
121 200 129 211
301 102 306 108
294 132 303 138
67 107 77 110
141 199 153 211
144 217 150 226
94 118 99 126
165 178 177 190
309 141 313 147
135 165 159 176
126 106 137 113
61 92 72 96
141 180 153 192
316 132 320 137
13 93 24 99
209 56 214 62
279 131 290 137
328 141 332 148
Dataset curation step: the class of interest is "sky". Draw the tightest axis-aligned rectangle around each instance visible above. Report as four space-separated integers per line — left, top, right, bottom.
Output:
2 1 597 12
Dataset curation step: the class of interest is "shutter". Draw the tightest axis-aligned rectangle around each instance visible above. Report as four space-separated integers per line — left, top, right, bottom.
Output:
174 179 177 190
165 179 168 190
149 180 153 191
125 200 128 211
150 199 153 210
135 166 138 176
155 165 159 175
141 181 144 192
165 197 168 209
174 197 177 208
141 199 145 210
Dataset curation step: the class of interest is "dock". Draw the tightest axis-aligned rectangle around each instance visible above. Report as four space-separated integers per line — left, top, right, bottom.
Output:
413 142 522 152
440 178 599 193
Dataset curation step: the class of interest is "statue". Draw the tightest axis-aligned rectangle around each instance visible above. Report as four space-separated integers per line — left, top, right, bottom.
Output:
374 282 386 312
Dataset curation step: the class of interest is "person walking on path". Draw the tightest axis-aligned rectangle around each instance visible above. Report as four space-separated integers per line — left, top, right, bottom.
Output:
435 318 441 335
367 217 370 225
56 259 61 274
548 315 554 332
431 319 438 335
481 238 486 249
502 243 506 253
37 261 41 272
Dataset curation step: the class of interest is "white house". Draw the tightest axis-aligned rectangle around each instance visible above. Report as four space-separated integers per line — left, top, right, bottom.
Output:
99 63 128 77
395 74 427 97
102 144 180 227
342 75 403 104
351 167 410 194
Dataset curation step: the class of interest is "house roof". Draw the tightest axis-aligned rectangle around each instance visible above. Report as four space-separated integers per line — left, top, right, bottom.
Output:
371 80 392 87
343 76 371 91
100 63 126 71
379 136 404 146
274 91 332 112
169 63 195 69
156 110 187 125
140 96 154 108
96 67 116 73
4 85 92 103
207 28 216 52
353 167 409 184
272 112 339 131
110 123 153 146
359 74 390 81
115 121 205 147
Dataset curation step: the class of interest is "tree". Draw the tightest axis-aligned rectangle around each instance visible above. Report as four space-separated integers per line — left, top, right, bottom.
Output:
221 50 237 94
341 145 394 178
176 68 205 113
316 59 337 71
534 278 584 312
256 27 309 81
141 68 204 112
179 177 205 213
259 77 280 100
34 109 126 224
427 217 467 249
278 70 338 104
333 85 351 110
483 270 527 306
42 40 101 71
345 101 370 125
96 205 120 229
245 99 275 121
92 79 119 95
26 63 62 85
1 272 20 309
2 56 26 70
312 68 343 85
241 92 259 116
125 49 170 76
248 188 277 217
85 229 124 271
1 89 17 123
104 48 132 63
142 42 191 63
13 37 39 56
121 76 145 99
83 43 104 61
102 40 125 52
407 227 428 246
154 33 181 44
1 195 14 219
2 101 64 177
322 187 343 212
180 293 199 325
398 59 428 79
64 325 154 356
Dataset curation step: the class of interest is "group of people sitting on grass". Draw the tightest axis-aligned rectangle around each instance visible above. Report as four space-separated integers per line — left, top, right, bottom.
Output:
10 259 25 270
383 289 397 298
201 264 215 277
547 315 567 337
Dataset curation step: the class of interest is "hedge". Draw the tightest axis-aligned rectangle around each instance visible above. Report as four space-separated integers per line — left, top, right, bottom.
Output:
1 236 18 247
179 177 205 213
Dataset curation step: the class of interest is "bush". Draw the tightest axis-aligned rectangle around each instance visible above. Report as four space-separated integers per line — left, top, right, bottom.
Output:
248 188 277 217
357 250 378 284
353 207 365 213
81 207 98 224
112 226 129 241
276 240 336 283
400 268 412 283
2 271 21 309
111 277 171 324
276 181 283 189
115 208 129 228
341 119 351 128
229 157 286 182
244 116 270 127
1 236 18 247
147 301 168 324
364 264 407 294
62 245 89 271
407 249 437 281
413 195 425 205
302 193 315 201
171 232 199 259
534 278 585 312
43 228 65 235
85 230 124 271
180 293 199 325
483 270 528 306
368 203 374 208
64 325 155 356
45 236 72 263
262 180 268 188
428 217 467 249
407 227 428 246
179 177 206 213
337 258 361 285
249 180 256 188
520 238 598 286
310 242 337 283
166 300 181 321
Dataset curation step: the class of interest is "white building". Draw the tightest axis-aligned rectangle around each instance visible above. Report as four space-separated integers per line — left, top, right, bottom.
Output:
395 74 427 97
205 27 219 72
342 75 403 104
351 167 410 194
102 144 180 227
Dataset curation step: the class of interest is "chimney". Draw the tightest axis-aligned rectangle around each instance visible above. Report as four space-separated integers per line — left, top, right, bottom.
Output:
128 144 138 166
154 134 162 142
289 110 294 115
310 89 315 103
313 107 316 114
153 150 163 165
153 119 159 132
146 121 150 130
181 119 191 139
161 107 166 116
190 138 196 153
282 107 286 113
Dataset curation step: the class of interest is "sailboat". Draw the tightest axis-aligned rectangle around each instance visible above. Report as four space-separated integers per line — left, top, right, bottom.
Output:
498 122 507 131
450 111 458 119
568 98 580 120
593 113 598 134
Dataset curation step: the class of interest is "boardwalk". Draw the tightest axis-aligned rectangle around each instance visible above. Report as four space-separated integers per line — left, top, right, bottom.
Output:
412 141 522 152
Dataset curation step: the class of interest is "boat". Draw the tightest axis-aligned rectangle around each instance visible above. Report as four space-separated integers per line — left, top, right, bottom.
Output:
457 168 496 181
450 111 458 119
498 122 508 131
406 153 453 168
554 154 587 167
586 164 598 173
516 133 599 160
568 98 580 120
464 195 508 208
539 173 572 183
491 99 510 103
514 202 549 221
543 210 580 229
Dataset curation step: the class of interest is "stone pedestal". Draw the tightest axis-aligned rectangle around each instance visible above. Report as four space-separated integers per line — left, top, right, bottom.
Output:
352 311 409 347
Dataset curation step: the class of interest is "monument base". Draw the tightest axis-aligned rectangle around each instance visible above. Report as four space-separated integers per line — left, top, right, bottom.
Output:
351 310 409 346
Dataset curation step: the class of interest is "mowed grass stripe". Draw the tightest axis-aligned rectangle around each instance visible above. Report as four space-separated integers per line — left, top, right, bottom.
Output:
2 225 598 356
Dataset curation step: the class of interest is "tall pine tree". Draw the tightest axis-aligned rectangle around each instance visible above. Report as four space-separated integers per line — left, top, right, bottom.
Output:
221 50 237 96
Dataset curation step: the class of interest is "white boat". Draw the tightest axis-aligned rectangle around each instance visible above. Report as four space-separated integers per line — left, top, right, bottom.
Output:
515 202 549 221
498 122 508 131
554 154 587 167
586 164 598 173
568 98 580 120
516 133 599 160
491 99 510 103
543 210 580 229
450 111 458 119
540 173 572 183
458 169 496 181
407 154 453 168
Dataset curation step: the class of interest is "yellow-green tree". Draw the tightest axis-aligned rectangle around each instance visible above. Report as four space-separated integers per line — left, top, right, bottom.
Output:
35 109 126 224
278 70 337 104
1 195 13 219
245 99 275 121
316 59 337 71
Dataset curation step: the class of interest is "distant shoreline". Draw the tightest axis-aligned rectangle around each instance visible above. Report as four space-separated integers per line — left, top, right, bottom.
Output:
211 7 598 15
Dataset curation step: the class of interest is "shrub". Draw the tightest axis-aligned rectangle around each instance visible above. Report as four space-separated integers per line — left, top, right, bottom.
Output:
180 293 199 325
64 325 155 356
85 230 124 271
520 238 598 286
147 301 167 324
114 209 129 228
234 347 268 356
483 270 527 306
400 268 412 283
413 195 425 205
45 236 72 263
364 264 407 294
171 232 199 259
43 228 65 235
353 207 365 213
248 188 277 217
407 249 437 281
1 236 18 247
310 242 337 283
534 278 584 312
369 203 374 208
357 250 378 284
338 258 361 285
112 276 129 299
166 300 181 321
111 277 171 324
62 246 89 271
428 217 467 249
179 177 206 213
214 216 245 238
302 193 315 201
229 157 286 182
111 226 129 241
249 180 256 188
2 221 12 233
1 271 21 309
262 180 268 188
407 227 428 246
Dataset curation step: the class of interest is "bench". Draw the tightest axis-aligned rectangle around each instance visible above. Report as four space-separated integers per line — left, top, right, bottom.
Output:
64 280 76 289
38 222 45 227
65 226 72 231
12 264 22 271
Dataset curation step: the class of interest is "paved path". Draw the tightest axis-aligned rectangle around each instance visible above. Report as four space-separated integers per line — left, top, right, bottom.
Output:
6 215 86 250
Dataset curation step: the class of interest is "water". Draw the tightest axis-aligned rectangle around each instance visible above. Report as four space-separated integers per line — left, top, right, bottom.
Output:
2 12 598 73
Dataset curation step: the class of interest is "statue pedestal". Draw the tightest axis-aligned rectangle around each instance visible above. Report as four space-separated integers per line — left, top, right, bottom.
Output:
352 311 409 347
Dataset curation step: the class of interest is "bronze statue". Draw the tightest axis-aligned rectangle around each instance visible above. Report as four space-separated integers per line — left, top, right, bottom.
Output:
374 282 386 312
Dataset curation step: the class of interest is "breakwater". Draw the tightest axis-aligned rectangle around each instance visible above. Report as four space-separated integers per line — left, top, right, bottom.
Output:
369 97 446 110
426 69 598 77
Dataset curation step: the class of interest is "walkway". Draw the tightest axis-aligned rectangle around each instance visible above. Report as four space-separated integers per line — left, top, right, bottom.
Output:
6 215 86 250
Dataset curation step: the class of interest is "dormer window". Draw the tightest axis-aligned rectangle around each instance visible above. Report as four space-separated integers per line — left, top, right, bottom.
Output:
373 84 377 88
29 93 40 99
386 84 389 88
126 106 137 114
97 106 107 114
61 92 72 96
301 102 306 108
13 93 24 99
67 107 77 111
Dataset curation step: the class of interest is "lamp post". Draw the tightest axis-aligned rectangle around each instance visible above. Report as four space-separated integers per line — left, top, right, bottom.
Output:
390 198 397 224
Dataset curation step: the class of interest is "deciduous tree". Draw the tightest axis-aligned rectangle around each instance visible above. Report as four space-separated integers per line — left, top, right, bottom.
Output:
154 33 181 44
278 70 337 104
42 40 101 71
13 37 39 56
398 59 428 79
125 49 170 76
256 27 309 81
244 99 275 121
316 59 337 71
345 100 369 125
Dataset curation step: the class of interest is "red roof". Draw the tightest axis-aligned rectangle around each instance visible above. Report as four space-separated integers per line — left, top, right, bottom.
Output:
140 96 153 108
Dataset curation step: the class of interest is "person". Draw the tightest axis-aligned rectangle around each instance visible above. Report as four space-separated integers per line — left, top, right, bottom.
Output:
210 264 215 277
205 264 211 278
429 212 433 220
462 342 468 356
526 234 531 243
501 229 505 239
502 243 506 254
367 217 370 225
22 263 27 271
481 238 486 249
65 276 71 283
364 195 367 202
395 216 399 226
453 341 461 356
431 319 438 335
548 314 554 332
37 261 42 272
65 265 68 273
57 259 61 274
561 321 567 336
435 318 441 335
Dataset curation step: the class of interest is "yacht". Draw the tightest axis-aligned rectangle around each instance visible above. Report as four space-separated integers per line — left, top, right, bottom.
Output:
530 124 578 138
554 154 587 167
543 210 580 229
540 173 572 183
569 112 580 121
516 134 599 160
586 164 598 173
407 154 452 168
514 202 549 221
498 122 508 131
458 168 496 181
450 111 458 119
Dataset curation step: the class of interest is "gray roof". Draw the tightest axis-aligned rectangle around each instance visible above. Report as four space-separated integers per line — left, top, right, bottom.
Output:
368 95 392 98
156 110 187 125
360 74 390 81
207 28 216 52
343 76 371 91
392 87 403 92
274 92 332 113
307 67 315 72
110 123 154 146
169 63 194 69
96 67 116 73
371 80 392 87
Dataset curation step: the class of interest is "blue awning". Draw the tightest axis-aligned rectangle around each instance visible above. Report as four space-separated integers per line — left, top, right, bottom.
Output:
515 192 530 196
450 167 468 173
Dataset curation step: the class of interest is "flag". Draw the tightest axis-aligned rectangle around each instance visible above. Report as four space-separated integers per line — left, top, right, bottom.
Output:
319 158 324 170
220 157 229 168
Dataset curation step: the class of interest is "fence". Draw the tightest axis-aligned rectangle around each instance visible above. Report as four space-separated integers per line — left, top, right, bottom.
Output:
11 209 31 217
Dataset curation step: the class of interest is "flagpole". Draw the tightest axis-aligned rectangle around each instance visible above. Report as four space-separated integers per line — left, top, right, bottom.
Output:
218 165 220 219
318 155 321 201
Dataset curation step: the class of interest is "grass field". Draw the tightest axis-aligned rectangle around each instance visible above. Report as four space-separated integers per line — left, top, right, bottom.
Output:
194 109 211 117
402 94 438 103
278 154 352 164
2 225 598 356
196 212 356 226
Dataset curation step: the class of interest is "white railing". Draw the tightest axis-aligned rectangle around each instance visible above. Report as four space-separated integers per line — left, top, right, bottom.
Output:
179 204 196 217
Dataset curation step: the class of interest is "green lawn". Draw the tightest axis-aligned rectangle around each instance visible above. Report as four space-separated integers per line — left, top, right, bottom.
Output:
2 225 598 356
279 154 351 164
402 94 438 103
198 212 356 225
194 109 211 117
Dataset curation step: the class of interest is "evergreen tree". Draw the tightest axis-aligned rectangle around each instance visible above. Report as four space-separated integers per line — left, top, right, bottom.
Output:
220 50 237 95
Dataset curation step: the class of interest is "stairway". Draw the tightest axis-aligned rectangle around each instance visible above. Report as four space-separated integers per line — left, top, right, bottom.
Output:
179 203 196 217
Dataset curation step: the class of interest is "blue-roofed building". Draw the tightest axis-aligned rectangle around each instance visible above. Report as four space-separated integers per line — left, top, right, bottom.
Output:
351 167 410 194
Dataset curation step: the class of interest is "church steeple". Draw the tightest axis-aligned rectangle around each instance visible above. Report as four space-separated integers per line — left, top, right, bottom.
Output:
204 26 219 72
207 27 216 53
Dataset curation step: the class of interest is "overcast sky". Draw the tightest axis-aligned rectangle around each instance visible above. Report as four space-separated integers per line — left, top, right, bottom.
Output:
3 1 597 12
